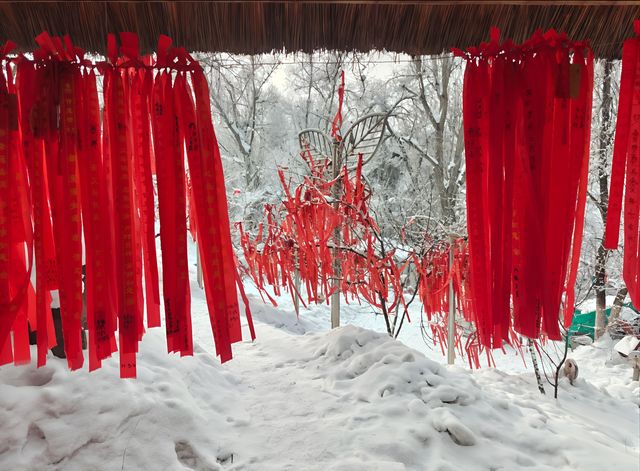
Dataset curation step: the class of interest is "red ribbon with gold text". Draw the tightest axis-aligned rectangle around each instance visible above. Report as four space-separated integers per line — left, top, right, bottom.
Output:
2 33 248 376
604 21 640 307
454 29 594 345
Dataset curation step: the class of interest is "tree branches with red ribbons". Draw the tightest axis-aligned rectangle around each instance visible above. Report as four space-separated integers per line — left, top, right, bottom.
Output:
238 148 415 328
412 238 524 368
453 28 594 348
0 32 253 377
604 20 640 309
237 144 506 365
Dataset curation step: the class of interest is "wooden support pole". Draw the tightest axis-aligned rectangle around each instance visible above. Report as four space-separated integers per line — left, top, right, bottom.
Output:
331 139 341 329
447 241 455 365
196 242 203 289
294 252 301 316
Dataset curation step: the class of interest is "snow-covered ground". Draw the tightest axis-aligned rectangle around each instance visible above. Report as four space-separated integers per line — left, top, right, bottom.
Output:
1 244 638 470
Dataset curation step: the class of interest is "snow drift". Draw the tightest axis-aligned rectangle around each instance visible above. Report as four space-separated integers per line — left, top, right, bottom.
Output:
0 318 638 470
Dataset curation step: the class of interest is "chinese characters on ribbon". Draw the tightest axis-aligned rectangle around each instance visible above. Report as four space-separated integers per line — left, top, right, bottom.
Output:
0 33 253 377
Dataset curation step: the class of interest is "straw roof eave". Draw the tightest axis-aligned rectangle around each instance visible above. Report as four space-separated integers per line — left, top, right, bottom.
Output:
0 1 638 59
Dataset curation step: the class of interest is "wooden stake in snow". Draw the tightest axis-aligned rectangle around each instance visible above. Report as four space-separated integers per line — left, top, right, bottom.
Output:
196 242 204 289
529 339 546 395
447 240 456 365
294 252 301 317
331 138 342 329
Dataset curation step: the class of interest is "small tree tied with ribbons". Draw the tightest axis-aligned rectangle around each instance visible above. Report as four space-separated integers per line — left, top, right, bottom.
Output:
237 72 515 367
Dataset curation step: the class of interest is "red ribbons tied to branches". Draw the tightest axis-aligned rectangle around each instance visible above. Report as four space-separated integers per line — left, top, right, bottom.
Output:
0 32 253 377
455 28 594 347
238 151 407 315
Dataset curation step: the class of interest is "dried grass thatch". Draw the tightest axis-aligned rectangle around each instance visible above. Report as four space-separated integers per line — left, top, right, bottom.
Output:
0 1 637 59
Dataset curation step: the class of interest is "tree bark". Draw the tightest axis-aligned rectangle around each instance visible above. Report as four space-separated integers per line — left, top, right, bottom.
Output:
529 339 546 395
304 56 313 128
411 56 461 227
607 287 629 331
594 60 614 339
594 244 608 339
554 334 570 399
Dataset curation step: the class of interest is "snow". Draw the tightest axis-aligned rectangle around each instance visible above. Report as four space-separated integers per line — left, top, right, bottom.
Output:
1 244 639 470
0 330 240 470
570 334 640 405
614 335 640 358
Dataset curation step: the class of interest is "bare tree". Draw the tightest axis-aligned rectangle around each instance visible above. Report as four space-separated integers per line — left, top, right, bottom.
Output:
587 59 628 339
398 55 465 229
288 51 346 134
593 60 614 338
203 54 280 191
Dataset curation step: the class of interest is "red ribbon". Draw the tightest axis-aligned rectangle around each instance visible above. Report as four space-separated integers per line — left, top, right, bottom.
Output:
151 71 192 356
605 25 639 251
49 66 84 370
17 61 56 366
1 31 253 376
187 68 237 360
106 66 140 377
604 23 640 307
457 28 594 345
331 71 345 141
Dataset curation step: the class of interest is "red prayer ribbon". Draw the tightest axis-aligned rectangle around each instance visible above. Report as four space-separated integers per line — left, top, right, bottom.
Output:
0 32 253 376
604 21 640 307
455 28 594 345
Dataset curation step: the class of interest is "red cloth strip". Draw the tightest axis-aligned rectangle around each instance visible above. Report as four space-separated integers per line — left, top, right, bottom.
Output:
106 67 140 377
604 34 639 250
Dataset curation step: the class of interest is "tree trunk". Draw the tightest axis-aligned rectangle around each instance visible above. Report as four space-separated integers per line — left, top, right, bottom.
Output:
594 60 614 340
594 244 608 339
304 56 313 128
244 153 259 190
412 56 460 227
608 287 629 324
554 335 570 399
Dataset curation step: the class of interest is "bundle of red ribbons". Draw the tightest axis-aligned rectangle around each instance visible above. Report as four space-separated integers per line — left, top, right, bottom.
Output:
455 29 594 347
0 32 254 377
414 239 521 368
604 21 640 308
239 150 406 313
415 239 472 323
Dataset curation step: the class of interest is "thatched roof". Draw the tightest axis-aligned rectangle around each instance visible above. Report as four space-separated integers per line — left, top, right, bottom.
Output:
0 1 637 59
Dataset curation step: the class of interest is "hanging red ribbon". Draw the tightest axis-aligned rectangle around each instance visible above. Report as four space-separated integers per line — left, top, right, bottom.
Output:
18 60 57 366
151 71 190 357
331 70 345 141
455 29 594 346
604 21 640 307
190 66 240 359
0 32 255 376
52 65 84 370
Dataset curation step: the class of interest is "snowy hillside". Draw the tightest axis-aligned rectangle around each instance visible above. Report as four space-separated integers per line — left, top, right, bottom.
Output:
0 281 638 471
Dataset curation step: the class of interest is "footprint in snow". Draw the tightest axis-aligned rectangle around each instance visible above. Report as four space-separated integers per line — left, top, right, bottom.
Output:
175 440 220 471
